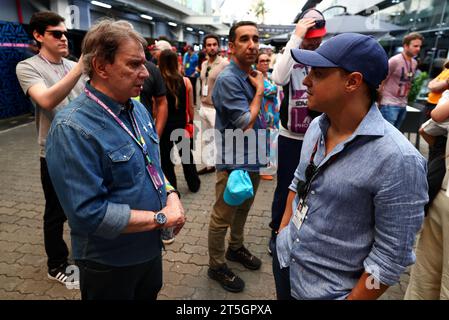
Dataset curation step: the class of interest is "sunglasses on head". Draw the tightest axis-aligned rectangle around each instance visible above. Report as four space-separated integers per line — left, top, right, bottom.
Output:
45 30 69 39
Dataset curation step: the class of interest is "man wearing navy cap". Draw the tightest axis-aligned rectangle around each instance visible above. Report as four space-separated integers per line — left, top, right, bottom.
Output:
274 33 428 300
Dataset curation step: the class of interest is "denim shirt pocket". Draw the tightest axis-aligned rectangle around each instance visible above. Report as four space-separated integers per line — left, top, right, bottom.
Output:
107 143 142 188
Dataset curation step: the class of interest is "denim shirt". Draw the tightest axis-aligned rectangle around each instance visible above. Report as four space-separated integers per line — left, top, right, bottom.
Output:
276 104 428 300
46 83 166 267
212 61 265 172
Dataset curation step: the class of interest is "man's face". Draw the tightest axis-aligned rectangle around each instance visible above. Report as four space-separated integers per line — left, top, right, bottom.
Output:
34 22 69 57
302 67 346 112
229 25 259 67
404 39 422 58
301 37 322 51
205 38 219 58
104 39 149 102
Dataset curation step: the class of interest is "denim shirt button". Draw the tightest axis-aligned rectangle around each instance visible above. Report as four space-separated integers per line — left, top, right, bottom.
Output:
296 238 300 242
311 190 316 195
292 258 296 263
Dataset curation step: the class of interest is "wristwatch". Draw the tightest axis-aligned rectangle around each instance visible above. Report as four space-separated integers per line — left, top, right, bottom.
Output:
154 212 167 227
167 188 181 199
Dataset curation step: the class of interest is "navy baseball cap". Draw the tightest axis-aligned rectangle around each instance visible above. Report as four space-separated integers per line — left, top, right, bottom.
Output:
291 33 388 89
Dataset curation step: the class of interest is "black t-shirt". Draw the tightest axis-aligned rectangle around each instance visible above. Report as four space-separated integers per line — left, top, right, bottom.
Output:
140 61 167 115
165 78 187 130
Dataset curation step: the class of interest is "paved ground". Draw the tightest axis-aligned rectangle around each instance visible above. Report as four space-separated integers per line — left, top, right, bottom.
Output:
0 120 420 300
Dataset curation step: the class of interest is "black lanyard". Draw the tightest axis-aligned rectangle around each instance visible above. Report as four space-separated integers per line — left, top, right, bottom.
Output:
297 137 339 202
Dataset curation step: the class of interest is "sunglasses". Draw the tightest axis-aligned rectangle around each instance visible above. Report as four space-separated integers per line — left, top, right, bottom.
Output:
205 66 211 78
45 30 69 39
259 59 271 63
297 163 317 198
312 19 326 29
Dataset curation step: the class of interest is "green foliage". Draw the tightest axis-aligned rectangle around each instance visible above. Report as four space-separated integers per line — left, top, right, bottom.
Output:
408 71 428 103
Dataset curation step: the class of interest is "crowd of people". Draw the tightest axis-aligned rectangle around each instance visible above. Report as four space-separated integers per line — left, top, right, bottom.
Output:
13 8 449 300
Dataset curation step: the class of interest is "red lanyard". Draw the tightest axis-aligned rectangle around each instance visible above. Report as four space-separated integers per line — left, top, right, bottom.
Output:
401 53 413 78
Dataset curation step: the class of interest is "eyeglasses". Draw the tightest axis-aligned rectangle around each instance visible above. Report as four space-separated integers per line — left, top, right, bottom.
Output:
45 30 69 39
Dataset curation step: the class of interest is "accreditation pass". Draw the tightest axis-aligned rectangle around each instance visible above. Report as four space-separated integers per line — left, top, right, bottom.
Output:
292 200 308 231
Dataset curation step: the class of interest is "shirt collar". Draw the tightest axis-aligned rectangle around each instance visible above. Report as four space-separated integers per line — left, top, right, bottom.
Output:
318 103 386 138
85 82 134 115
229 60 249 80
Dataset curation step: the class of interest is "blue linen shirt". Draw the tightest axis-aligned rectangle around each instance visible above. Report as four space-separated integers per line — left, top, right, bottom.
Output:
276 104 428 300
46 82 166 267
212 61 266 172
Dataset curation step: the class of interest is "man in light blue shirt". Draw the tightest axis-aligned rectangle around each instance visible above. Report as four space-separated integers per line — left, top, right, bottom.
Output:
274 33 428 300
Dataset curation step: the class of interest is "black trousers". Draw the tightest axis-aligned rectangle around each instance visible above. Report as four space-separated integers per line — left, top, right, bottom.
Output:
272 245 294 300
40 158 69 270
160 126 200 192
270 135 303 232
188 76 197 105
76 255 163 300
424 102 448 213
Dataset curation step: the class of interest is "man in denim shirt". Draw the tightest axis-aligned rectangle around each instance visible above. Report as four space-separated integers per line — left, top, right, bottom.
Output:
208 21 266 293
274 33 428 300
45 20 185 300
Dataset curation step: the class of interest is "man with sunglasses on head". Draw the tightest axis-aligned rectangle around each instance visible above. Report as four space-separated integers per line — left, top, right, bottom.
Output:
16 11 85 286
198 34 229 175
274 33 428 300
269 9 325 258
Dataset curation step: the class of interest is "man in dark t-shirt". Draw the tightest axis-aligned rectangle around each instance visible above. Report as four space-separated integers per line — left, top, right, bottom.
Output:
140 60 168 136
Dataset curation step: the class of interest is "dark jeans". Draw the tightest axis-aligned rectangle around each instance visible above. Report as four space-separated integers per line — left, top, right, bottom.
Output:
76 255 162 300
270 135 303 233
40 158 69 270
160 126 200 192
272 244 293 300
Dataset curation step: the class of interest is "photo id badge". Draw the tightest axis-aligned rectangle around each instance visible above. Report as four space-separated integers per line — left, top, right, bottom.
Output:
202 84 209 97
292 201 308 231
147 164 164 189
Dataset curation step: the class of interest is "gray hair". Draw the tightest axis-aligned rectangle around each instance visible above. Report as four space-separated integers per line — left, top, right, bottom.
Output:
82 19 147 78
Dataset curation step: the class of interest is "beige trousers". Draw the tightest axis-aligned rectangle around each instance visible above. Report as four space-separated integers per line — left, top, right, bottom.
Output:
405 190 449 300
208 170 260 268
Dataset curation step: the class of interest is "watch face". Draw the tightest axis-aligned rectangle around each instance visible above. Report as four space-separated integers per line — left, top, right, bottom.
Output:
156 212 167 225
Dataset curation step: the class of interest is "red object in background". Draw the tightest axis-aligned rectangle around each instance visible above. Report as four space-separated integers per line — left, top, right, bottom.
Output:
16 0 23 24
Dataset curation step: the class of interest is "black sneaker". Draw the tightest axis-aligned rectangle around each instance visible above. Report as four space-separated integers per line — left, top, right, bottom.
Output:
47 263 79 288
208 264 245 293
225 246 262 270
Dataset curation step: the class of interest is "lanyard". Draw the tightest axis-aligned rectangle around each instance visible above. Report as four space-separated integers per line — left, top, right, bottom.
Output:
299 137 339 203
84 88 152 165
401 53 413 78
39 54 68 79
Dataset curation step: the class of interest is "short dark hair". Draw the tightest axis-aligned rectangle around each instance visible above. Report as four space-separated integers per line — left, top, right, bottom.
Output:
403 32 424 46
29 11 65 48
229 21 258 43
203 33 220 47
